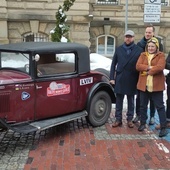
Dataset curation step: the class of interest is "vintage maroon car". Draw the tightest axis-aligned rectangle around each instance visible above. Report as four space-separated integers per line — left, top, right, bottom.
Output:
0 42 116 134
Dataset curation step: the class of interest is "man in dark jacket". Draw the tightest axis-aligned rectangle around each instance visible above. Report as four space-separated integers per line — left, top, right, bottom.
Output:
133 25 163 125
110 30 143 128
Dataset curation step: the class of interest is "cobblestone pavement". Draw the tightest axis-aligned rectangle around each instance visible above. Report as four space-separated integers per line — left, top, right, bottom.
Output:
0 106 170 170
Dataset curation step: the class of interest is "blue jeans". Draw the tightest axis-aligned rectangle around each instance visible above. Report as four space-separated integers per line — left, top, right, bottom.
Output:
115 93 134 122
139 90 167 127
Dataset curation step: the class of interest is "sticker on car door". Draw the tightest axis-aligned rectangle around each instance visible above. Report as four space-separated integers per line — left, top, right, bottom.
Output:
47 81 70 97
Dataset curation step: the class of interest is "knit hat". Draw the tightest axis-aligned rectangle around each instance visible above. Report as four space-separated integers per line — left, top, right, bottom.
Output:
147 37 159 50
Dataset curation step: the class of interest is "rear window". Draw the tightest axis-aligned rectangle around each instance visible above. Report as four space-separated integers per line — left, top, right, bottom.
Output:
36 53 76 77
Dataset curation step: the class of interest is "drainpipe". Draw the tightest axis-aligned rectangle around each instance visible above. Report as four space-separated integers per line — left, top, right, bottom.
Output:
125 0 128 32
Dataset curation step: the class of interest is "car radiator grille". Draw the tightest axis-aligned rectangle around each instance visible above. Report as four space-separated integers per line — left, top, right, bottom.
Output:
0 92 10 113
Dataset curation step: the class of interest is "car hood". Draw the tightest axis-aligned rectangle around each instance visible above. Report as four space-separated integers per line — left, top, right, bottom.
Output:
0 70 32 85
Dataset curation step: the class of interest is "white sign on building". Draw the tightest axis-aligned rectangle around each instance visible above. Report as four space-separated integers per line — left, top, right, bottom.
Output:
145 0 161 4
144 14 160 23
144 4 161 14
144 0 161 23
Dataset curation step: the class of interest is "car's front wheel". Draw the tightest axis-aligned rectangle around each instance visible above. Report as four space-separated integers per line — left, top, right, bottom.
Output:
87 91 111 126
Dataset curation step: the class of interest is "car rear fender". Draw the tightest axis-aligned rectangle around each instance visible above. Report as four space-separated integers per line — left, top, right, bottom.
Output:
86 82 116 112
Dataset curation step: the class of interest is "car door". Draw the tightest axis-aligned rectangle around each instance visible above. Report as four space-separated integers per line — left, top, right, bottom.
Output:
34 53 79 120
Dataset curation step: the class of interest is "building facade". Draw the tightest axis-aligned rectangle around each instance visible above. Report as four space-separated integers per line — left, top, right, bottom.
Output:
0 0 170 57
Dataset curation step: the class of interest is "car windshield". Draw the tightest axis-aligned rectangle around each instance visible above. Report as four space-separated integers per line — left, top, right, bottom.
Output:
0 52 29 73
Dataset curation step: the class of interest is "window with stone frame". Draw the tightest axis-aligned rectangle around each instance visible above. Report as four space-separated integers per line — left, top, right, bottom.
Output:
161 0 168 6
23 33 49 42
97 35 115 57
97 0 118 5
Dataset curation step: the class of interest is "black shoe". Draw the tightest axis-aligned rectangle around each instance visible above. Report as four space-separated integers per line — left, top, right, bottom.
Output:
138 124 146 131
132 115 140 123
159 128 168 137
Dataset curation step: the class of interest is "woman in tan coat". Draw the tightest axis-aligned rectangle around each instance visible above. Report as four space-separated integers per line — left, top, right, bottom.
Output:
136 37 168 137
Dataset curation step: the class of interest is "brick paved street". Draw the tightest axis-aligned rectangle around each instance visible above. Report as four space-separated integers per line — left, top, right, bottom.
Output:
0 102 170 170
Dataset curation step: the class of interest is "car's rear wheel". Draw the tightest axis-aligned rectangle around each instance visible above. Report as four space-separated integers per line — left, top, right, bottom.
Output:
87 91 111 126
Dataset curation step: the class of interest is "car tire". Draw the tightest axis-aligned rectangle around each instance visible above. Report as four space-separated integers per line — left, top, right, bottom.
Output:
87 91 111 127
94 68 110 78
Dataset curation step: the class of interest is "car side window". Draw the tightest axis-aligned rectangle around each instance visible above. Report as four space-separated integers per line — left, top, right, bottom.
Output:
36 53 76 77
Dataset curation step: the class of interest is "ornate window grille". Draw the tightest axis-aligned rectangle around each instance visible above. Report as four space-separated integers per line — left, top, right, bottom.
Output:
23 33 49 42
97 0 118 5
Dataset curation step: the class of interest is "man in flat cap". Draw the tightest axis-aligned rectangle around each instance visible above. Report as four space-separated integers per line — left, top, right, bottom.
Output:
110 30 143 128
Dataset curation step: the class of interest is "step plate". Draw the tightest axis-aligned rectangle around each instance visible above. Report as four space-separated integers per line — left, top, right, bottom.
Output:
10 110 88 134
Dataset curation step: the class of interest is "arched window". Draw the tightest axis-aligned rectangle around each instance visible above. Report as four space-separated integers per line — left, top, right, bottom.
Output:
97 35 115 57
23 33 49 42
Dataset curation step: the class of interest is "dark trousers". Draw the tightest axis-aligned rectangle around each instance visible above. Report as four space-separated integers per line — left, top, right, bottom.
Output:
139 90 166 127
135 91 140 116
150 99 156 117
115 93 134 122
136 90 155 117
166 84 170 121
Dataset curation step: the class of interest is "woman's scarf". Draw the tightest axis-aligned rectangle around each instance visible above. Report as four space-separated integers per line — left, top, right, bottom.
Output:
146 53 154 92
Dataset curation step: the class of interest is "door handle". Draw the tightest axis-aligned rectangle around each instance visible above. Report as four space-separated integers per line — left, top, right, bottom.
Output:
36 85 42 89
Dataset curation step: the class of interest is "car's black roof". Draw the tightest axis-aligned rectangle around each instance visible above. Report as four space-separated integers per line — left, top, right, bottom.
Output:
0 42 90 73
0 42 87 53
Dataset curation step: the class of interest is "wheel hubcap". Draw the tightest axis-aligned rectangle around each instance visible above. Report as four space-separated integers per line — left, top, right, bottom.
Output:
98 104 104 113
96 100 106 116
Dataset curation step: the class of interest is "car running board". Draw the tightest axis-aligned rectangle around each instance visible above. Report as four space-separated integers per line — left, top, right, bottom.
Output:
0 110 88 134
